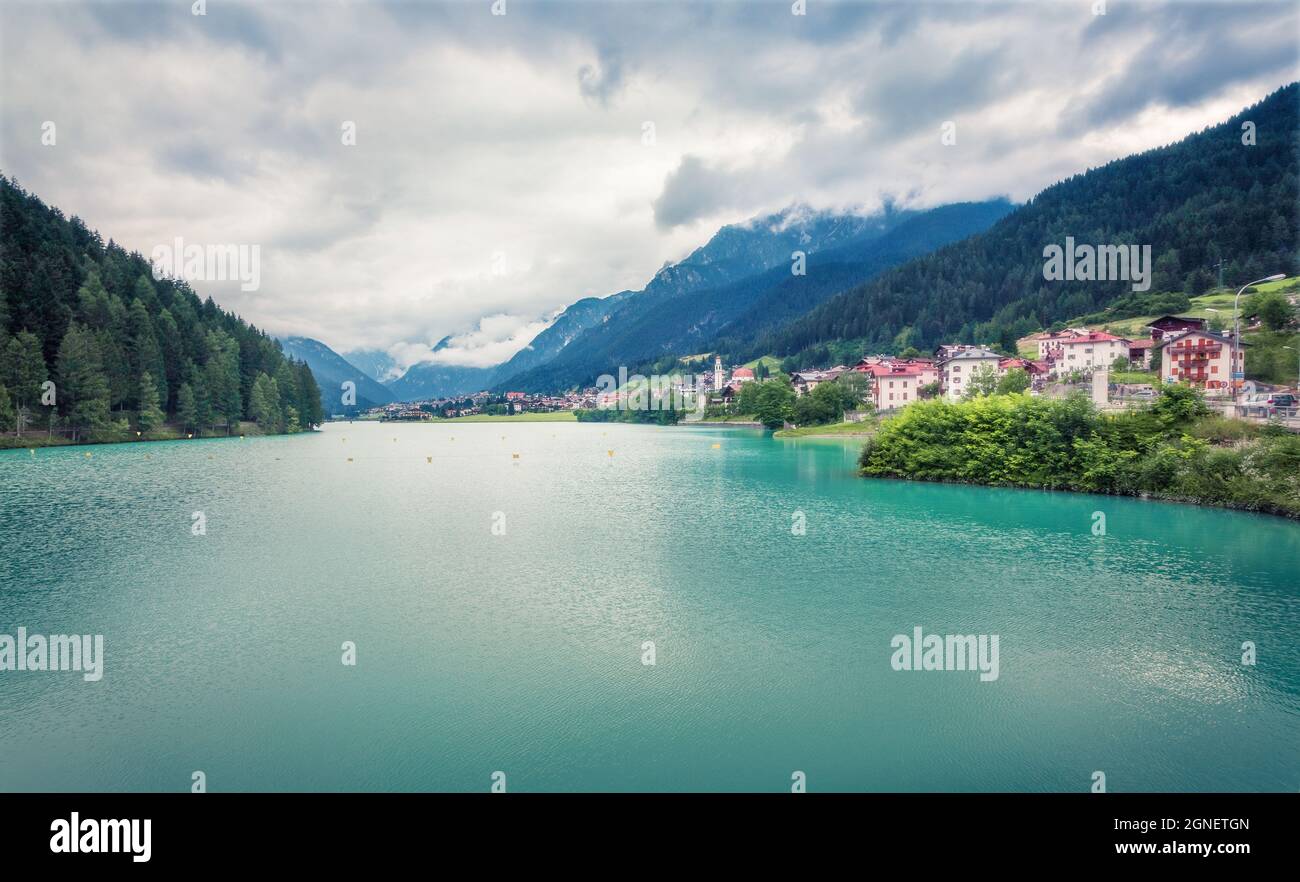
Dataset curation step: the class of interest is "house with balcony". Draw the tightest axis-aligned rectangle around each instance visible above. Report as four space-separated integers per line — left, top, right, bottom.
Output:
1157 329 1244 394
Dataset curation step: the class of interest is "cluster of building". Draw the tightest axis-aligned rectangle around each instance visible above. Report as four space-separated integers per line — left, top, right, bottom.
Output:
372 389 595 420
1025 314 1244 394
780 314 1248 413
366 312 1255 421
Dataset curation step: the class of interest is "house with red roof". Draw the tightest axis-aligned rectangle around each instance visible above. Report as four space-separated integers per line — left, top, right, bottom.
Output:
864 363 926 411
1127 338 1155 369
1157 329 1244 394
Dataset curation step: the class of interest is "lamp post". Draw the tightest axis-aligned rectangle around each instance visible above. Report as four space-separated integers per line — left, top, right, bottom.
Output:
1232 274 1286 406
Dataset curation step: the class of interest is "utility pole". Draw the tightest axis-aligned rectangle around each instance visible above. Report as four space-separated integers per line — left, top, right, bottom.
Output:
1233 274 1286 407
1211 258 1226 291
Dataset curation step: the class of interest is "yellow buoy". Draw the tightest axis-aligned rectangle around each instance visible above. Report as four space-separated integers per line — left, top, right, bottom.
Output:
711 443 721 449
607 450 614 457
84 452 91 458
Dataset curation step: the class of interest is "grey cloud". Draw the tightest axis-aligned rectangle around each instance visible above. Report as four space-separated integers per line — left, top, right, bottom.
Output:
578 45 625 106
653 155 751 230
1063 29 1296 133
156 139 255 184
3 0 1296 357
854 45 1011 136
85 0 283 59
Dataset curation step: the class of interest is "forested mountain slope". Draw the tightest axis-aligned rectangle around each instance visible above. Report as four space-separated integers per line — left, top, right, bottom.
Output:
0 176 322 439
758 83 1300 364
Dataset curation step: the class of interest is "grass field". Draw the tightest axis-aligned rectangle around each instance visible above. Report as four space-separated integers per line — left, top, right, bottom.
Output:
441 411 578 422
774 420 877 438
743 354 783 372
1062 283 1294 339
1109 370 1158 384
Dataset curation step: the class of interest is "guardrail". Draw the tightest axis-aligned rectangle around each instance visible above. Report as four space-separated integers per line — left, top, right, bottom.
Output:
1233 404 1300 427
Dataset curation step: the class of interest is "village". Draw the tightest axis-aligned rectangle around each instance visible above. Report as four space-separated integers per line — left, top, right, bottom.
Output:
361 311 1298 427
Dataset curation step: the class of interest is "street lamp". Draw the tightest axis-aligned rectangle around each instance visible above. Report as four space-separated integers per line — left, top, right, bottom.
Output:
1232 274 1286 406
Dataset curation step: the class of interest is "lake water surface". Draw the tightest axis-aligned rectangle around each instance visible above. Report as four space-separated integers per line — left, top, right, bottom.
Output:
1 420 1297 791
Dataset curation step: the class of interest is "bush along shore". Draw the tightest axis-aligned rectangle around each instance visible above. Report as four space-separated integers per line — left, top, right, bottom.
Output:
858 385 1300 519
0 418 301 450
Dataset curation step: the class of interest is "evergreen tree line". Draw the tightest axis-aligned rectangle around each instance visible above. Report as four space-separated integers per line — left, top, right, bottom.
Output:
753 83 1300 366
0 175 323 442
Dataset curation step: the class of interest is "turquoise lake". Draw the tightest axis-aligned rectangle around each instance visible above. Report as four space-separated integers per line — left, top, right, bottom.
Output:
1 420 1297 792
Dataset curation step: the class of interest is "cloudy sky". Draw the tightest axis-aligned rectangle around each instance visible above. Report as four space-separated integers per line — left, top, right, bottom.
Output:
1 0 1295 370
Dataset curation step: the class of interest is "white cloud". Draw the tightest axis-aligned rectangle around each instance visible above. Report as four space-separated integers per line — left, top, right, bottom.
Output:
1 1 1293 364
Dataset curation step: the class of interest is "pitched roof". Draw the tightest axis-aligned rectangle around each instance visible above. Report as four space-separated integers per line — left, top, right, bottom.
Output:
1155 329 1247 349
1056 330 1130 344
1148 314 1207 325
942 346 1001 360
864 364 925 378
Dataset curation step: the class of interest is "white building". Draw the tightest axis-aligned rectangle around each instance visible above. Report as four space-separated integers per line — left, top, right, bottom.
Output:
1052 331 1131 373
939 347 1002 400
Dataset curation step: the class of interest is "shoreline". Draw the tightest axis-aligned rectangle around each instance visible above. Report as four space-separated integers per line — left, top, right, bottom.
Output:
0 422 300 451
860 471 1300 522
679 420 763 427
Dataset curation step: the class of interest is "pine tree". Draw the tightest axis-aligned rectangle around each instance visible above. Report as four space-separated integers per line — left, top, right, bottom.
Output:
137 371 166 433
296 360 323 428
249 372 282 431
176 382 197 433
2 330 48 410
127 299 166 407
0 382 14 433
57 323 111 441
